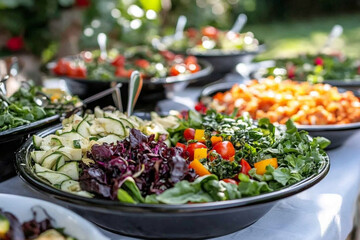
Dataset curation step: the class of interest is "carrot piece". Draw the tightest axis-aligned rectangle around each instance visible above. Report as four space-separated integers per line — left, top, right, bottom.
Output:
194 129 206 143
189 159 211 176
254 158 278 175
194 148 207 161
210 135 222 146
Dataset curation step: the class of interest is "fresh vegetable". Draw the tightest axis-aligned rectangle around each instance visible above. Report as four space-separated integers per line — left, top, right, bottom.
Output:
0 208 76 240
265 53 360 83
194 129 205 143
201 78 360 125
170 26 259 53
80 129 196 200
212 141 235 160
189 159 211 176
0 82 80 132
240 159 251 175
186 142 207 160
194 148 207 161
53 46 201 80
254 158 278 175
183 128 195 141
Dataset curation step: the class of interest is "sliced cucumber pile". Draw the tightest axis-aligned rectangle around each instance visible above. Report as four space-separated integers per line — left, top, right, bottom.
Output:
30 107 176 198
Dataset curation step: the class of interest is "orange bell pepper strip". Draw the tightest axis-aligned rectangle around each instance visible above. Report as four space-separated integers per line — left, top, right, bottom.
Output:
194 148 207 161
254 158 278 175
189 159 211 176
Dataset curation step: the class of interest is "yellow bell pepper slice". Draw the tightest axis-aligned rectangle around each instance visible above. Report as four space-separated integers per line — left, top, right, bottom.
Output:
254 158 278 175
194 129 206 143
189 159 211 176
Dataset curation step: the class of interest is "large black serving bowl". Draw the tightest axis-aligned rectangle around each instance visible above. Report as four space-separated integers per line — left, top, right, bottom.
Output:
0 115 60 182
15 124 330 239
201 81 360 149
53 59 212 111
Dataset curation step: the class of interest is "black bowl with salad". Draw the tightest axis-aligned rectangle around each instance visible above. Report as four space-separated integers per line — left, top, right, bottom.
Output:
166 26 265 82
16 107 330 239
48 46 212 110
256 53 360 91
0 82 80 182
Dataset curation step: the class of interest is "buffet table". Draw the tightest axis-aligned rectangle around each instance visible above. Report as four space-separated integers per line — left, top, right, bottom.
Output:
1 83 360 240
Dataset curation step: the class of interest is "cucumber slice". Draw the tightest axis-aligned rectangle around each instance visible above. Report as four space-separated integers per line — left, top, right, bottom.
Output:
41 153 62 169
94 106 104 118
32 135 43 150
73 140 81 149
55 157 65 170
119 118 134 129
76 118 91 138
56 147 82 161
37 171 71 185
97 134 122 144
50 137 63 147
99 117 126 136
60 179 81 192
58 162 79 180
31 151 46 164
35 163 51 173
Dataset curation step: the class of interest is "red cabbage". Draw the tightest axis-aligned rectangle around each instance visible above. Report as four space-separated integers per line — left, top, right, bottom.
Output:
79 129 196 199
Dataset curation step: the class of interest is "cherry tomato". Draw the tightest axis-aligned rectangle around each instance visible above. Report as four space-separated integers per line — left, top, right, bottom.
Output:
222 179 238 185
212 141 235 160
240 159 252 176
201 26 218 39
187 63 201 73
184 128 195 141
186 142 207 161
169 64 186 76
53 59 68 75
115 68 133 78
66 63 78 78
134 59 150 69
186 28 198 38
75 67 87 78
176 142 187 152
112 55 126 67
160 50 176 61
184 56 198 65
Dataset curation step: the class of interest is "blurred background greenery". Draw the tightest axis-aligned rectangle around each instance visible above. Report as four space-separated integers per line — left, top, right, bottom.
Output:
0 0 359 62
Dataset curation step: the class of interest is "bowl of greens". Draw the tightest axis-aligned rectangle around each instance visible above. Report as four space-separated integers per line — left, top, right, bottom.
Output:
49 46 212 109
255 54 360 91
16 106 329 239
0 193 108 240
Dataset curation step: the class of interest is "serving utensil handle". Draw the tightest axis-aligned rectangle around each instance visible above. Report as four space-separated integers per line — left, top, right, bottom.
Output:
319 25 343 53
126 71 143 116
230 13 247 33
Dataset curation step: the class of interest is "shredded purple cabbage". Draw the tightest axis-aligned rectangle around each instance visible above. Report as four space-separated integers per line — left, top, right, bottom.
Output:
79 129 196 200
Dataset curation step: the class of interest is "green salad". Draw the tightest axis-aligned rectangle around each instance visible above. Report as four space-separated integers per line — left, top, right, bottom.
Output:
265 54 360 83
29 108 329 204
0 82 80 132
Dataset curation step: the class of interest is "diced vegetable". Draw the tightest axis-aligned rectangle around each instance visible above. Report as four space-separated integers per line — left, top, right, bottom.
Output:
254 158 278 175
194 148 207 161
194 129 205 143
210 135 222 146
189 159 211 176
240 159 252 175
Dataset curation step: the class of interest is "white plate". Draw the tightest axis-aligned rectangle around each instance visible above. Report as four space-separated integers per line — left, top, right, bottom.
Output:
0 193 109 240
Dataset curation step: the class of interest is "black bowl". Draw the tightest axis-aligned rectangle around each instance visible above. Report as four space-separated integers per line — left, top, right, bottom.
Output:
15 124 330 239
323 79 360 93
50 60 212 111
0 115 60 182
200 81 360 149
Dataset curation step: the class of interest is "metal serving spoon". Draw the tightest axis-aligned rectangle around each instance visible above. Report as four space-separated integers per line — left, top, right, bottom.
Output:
229 13 247 34
126 71 143 117
97 33 108 61
319 25 343 54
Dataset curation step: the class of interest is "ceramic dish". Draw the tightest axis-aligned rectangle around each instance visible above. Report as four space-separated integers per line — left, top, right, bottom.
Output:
0 193 108 240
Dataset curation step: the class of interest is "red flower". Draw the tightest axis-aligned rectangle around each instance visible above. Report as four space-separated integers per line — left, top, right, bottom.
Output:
314 57 324 66
76 0 90 7
6 36 24 51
